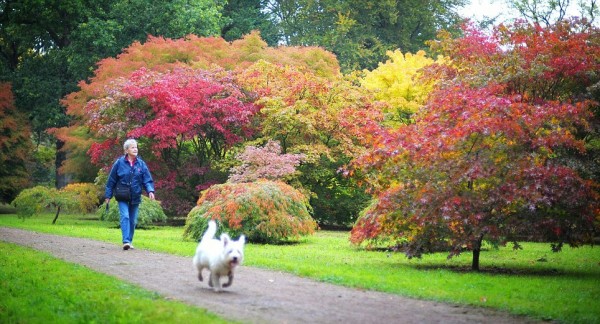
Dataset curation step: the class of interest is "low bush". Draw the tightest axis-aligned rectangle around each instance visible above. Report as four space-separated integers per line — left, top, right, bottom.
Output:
97 196 167 228
183 180 318 243
11 186 78 220
62 183 102 213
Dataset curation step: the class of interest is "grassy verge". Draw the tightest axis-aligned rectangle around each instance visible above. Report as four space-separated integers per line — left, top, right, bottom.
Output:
0 241 230 323
1 212 599 323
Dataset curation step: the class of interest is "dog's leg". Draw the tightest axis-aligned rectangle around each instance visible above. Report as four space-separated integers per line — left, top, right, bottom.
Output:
222 271 234 287
210 272 221 292
197 270 203 282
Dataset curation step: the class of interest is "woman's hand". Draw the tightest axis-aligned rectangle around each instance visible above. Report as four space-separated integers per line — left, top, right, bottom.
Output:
149 192 155 200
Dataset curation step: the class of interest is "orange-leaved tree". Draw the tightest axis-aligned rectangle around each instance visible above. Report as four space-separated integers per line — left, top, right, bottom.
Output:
237 60 383 226
351 19 600 271
183 180 317 243
0 83 32 203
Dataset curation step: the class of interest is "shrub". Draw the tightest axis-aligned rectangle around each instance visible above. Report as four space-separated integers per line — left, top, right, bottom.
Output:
183 180 317 243
97 196 167 228
62 183 102 214
11 186 59 219
11 186 79 220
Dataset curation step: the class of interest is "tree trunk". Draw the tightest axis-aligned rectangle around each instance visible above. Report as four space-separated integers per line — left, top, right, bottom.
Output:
55 139 69 189
52 206 61 224
471 234 485 271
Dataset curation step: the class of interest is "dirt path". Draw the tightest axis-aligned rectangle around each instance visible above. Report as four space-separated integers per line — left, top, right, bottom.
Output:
1 227 541 324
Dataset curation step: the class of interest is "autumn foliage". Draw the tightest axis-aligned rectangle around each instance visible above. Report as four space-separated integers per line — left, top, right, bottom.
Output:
183 180 317 243
61 183 103 214
57 32 348 215
57 31 379 223
228 140 305 183
0 83 32 203
351 19 600 270
360 50 446 125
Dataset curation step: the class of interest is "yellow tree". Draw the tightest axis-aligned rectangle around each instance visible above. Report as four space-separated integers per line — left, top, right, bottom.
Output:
360 50 446 126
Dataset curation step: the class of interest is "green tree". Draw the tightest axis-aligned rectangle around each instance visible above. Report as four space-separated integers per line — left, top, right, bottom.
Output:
221 0 280 46
264 0 466 72
11 186 78 224
0 0 115 187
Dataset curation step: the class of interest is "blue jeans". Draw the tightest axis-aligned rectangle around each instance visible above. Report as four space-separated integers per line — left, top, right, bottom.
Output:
118 201 139 244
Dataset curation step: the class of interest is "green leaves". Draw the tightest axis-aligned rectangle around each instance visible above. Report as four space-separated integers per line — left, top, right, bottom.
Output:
11 186 76 220
97 196 167 228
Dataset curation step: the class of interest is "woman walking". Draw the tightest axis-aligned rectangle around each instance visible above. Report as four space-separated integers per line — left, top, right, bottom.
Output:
105 139 155 250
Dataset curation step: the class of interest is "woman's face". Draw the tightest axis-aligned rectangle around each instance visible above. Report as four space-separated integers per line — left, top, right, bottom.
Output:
126 143 138 158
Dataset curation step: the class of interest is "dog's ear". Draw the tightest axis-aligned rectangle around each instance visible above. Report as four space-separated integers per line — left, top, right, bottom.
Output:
220 233 231 246
238 235 246 245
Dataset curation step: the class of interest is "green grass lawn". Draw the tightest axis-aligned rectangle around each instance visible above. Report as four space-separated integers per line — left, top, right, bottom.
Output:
0 241 230 323
1 212 599 323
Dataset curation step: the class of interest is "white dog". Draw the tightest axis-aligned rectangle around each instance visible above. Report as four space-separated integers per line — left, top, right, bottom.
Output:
193 220 245 292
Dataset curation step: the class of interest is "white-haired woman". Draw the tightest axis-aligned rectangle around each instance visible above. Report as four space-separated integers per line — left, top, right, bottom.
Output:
105 139 155 250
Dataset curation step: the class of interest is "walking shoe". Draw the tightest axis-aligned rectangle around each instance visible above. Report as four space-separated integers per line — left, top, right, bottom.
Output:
129 245 135 250
123 243 131 250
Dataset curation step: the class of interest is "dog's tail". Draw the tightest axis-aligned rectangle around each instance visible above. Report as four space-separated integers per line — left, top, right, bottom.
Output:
201 220 217 242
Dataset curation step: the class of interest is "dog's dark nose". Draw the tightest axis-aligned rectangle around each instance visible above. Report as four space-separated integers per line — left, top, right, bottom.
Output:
233 257 238 262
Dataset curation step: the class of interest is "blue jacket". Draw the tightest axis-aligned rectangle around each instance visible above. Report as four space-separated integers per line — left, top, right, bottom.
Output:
105 155 155 205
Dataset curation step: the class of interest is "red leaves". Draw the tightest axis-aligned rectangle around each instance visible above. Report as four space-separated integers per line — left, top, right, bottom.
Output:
351 20 600 260
121 67 259 148
86 66 260 156
88 138 120 167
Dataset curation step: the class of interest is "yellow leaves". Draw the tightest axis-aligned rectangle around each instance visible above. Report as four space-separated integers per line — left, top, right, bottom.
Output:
62 183 102 213
360 50 447 125
335 12 357 32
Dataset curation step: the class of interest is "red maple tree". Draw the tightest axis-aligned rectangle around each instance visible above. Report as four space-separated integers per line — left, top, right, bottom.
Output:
351 19 600 270
86 67 260 214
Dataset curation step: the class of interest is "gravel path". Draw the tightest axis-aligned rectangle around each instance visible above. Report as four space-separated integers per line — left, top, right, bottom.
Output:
1 227 541 324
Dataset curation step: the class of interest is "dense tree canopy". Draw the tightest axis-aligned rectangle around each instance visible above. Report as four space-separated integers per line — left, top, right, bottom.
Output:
264 0 466 72
58 33 354 215
221 0 280 45
84 66 260 214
